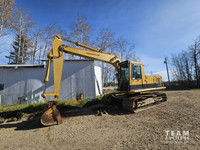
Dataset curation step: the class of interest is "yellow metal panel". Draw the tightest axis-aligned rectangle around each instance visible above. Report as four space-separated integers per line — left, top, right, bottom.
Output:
52 35 65 101
131 87 166 93
62 46 121 71
129 60 144 66
129 61 164 88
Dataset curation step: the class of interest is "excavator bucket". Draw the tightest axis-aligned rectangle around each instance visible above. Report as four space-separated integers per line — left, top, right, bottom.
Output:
40 102 62 126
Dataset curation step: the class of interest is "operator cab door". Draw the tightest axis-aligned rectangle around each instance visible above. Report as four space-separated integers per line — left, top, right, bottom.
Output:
130 63 143 90
119 61 130 92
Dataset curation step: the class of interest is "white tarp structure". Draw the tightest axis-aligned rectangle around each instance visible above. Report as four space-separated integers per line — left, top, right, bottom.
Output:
0 60 102 106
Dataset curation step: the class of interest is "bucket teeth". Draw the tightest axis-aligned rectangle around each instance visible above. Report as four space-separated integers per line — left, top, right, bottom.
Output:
40 102 62 126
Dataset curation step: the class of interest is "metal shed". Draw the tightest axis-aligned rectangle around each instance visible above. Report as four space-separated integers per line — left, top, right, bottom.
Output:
0 60 102 106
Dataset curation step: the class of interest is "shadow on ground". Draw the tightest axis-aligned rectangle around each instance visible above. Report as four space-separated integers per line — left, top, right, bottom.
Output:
0 100 132 131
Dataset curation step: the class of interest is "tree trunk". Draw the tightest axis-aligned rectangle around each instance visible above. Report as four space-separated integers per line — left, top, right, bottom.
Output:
17 14 22 64
0 16 3 37
33 36 38 64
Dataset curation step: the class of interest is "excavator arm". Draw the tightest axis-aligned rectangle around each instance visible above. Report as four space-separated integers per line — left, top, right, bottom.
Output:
41 34 121 126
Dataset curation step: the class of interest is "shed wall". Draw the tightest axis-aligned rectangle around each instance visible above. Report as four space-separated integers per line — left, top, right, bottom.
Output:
0 61 101 105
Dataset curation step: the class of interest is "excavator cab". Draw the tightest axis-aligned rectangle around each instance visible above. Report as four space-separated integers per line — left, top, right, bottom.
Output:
119 60 143 92
119 60 164 93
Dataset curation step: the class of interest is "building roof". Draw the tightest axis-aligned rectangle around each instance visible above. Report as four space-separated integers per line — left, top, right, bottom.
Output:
0 64 44 68
0 59 94 68
41 59 94 62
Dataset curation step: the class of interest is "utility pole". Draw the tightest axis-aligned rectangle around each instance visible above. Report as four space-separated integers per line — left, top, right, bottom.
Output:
164 57 170 85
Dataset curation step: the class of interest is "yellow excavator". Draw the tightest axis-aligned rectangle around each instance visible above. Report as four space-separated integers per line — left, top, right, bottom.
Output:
40 34 167 126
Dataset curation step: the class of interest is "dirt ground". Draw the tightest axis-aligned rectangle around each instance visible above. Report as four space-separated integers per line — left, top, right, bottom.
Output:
0 90 199 150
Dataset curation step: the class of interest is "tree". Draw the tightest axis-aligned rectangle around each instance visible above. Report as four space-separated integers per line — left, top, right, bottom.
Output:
115 36 138 61
171 51 193 84
95 28 115 85
182 51 192 82
6 33 32 64
189 36 200 86
0 0 14 37
70 14 92 44
41 23 56 61
30 27 43 64
96 28 115 52
67 14 92 59
9 7 34 64
39 23 67 63
170 35 200 88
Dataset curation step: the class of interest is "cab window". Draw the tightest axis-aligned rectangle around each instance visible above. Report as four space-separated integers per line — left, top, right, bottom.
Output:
132 65 141 79
120 65 129 82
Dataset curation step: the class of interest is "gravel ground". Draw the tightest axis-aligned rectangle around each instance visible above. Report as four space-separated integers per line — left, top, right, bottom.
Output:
0 90 199 150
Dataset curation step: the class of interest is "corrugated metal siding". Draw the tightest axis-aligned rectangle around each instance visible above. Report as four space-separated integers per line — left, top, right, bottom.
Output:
46 61 96 100
0 67 44 105
0 61 102 106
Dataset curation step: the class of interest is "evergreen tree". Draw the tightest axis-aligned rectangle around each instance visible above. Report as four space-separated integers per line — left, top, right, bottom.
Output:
6 33 31 64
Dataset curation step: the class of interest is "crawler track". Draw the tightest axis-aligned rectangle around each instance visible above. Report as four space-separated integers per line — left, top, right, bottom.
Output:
122 92 167 112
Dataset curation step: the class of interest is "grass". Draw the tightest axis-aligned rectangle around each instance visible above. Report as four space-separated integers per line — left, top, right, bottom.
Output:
96 95 101 100
58 98 88 108
190 88 200 91
0 103 43 113
0 98 89 117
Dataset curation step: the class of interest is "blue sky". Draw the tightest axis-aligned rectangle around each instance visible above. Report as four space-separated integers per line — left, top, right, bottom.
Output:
1 0 200 81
